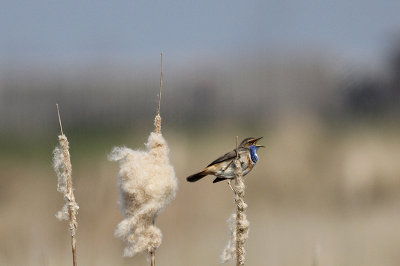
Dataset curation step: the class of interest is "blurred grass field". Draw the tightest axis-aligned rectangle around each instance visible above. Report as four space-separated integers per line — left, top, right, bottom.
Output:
1 117 400 265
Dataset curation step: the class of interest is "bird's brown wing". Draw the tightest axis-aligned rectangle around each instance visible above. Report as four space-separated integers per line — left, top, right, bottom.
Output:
207 149 237 167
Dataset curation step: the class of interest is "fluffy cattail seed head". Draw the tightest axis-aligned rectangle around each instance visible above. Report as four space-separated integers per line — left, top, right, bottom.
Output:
53 134 79 235
109 118 178 257
221 144 249 265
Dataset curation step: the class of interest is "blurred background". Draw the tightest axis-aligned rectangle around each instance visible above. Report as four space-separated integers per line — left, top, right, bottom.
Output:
1 1 400 265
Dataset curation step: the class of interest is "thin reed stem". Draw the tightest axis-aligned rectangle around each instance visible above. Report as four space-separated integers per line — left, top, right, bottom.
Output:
71 235 77 266
151 251 155 266
56 103 64 135
158 52 163 117
150 218 156 266
155 53 163 134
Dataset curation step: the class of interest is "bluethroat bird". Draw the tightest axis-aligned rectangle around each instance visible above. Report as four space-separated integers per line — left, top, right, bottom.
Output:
186 137 264 183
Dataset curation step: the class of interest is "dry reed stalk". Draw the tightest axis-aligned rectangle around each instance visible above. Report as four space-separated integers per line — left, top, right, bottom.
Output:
221 137 249 265
149 53 163 266
109 54 177 265
53 104 79 266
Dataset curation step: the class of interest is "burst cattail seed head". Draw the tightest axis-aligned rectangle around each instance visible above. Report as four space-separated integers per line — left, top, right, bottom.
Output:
109 116 178 257
53 135 79 232
221 138 250 265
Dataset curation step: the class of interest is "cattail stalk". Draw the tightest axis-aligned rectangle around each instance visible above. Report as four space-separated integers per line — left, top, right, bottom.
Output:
233 135 248 266
221 136 249 265
53 104 79 266
109 53 177 264
150 52 164 266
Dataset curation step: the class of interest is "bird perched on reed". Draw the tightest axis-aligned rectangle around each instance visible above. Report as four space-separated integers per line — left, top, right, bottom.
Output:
186 137 264 183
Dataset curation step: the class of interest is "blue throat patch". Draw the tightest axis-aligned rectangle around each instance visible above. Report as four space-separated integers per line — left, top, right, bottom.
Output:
250 145 259 163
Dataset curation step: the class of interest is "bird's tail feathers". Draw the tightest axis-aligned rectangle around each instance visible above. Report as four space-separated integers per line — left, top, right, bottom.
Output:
186 169 208 182
212 177 227 183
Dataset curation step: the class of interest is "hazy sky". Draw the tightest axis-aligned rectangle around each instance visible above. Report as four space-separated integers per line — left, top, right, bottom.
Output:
1 0 400 65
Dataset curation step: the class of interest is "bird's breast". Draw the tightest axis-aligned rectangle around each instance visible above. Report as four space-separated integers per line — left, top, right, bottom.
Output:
241 153 255 176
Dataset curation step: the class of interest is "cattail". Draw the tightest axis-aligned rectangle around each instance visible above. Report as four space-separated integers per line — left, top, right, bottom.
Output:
221 137 249 265
109 54 178 264
53 104 79 266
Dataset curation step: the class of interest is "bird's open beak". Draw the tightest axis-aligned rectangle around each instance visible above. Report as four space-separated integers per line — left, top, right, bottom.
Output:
253 137 265 147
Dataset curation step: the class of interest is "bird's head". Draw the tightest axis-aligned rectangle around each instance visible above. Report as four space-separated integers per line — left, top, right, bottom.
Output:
240 137 265 149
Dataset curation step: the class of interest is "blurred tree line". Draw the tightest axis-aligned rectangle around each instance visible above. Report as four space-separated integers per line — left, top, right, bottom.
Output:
344 38 400 117
1 38 400 133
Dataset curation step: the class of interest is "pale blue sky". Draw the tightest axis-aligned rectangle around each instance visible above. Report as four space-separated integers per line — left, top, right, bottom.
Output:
1 0 400 65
